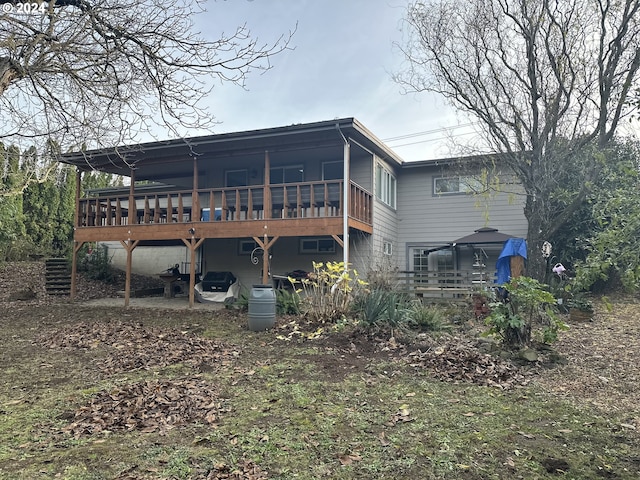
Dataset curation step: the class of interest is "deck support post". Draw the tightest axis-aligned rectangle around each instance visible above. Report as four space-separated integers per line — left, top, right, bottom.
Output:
70 241 84 300
182 235 205 307
71 169 83 300
119 239 140 307
253 233 279 285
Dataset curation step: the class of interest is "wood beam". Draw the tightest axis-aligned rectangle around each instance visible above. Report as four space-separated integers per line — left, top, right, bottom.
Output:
264 151 271 219
181 236 205 307
331 234 344 248
70 240 84 300
192 157 200 222
72 217 351 243
252 234 279 285
128 169 136 225
119 239 140 307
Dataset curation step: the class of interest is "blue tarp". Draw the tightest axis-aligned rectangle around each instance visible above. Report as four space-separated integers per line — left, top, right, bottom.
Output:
495 238 527 284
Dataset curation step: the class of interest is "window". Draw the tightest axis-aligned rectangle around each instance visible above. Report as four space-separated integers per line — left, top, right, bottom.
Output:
322 161 343 180
383 240 393 256
410 246 455 283
226 169 248 187
299 237 336 254
238 239 260 255
375 163 396 208
433 176 482 195
270 165 304 184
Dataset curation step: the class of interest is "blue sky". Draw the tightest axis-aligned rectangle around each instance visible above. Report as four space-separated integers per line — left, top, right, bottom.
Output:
192 0 473 161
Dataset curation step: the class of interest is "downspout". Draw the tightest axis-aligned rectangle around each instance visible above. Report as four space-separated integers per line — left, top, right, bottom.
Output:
336 124 350 269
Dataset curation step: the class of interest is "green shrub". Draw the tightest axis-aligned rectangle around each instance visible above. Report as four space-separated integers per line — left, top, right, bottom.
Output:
485 276 567 347
352 288 411 332
276 288 301 315
351 288 391 325
299 261 366 322
78 243 115 282
406 302 451 331
230 290 249 311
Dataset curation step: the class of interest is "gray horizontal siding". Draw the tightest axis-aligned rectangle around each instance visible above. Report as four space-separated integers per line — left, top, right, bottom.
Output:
396 165 527 270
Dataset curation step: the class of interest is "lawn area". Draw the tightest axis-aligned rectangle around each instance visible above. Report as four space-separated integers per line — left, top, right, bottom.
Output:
0 285 639 479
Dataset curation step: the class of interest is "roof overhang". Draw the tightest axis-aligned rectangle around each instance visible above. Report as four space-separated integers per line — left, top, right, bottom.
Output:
58 117 405 178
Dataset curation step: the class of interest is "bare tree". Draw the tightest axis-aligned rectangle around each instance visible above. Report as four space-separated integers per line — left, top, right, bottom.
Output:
0 0 293 156
396 0 640 279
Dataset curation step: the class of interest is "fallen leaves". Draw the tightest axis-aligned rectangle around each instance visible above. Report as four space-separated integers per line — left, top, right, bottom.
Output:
34 321 239 374
63 378 225 438
407 339 529 390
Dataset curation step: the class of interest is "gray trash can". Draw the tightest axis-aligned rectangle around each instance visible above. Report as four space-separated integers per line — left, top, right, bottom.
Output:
248 285 276 331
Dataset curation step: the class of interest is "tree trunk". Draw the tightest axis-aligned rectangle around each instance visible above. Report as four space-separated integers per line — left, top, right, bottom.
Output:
0 57 20 96
524 197 547 282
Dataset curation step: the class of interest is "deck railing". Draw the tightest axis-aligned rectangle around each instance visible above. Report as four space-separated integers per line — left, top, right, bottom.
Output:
78 180 372 227
396 270 497 300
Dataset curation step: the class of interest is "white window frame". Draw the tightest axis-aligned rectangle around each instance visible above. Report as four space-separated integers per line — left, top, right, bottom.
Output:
375 163 396 208
383 240 393 256
433 175 482 195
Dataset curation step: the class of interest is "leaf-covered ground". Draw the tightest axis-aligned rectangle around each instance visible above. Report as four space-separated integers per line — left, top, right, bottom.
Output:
1 261 639 479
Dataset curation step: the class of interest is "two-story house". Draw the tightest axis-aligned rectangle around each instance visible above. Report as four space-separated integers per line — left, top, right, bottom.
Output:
59 117 527 306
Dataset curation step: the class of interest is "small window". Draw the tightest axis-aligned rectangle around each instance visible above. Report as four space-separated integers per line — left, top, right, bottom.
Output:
322 161 343 180
383 240 393 256
299 237 336 254
238 239 260 255
434 176 482 195
375 163 396 208
226 169 248 187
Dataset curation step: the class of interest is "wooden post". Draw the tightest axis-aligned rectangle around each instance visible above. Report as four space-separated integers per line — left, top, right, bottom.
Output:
70 170 83 300
192 156 199 222
119 239 139 307
128 168 136 225
252 234 279 285
70 241 83 300
264 151 271 219
182 236 205 307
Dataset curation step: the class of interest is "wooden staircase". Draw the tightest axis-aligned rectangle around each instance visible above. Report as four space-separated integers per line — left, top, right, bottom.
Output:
45 258 72 296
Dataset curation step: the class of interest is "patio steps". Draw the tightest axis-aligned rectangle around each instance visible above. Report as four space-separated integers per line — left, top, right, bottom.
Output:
45 258 72 296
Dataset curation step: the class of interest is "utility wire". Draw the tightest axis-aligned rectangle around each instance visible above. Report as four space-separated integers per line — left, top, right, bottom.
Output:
382 122 479 142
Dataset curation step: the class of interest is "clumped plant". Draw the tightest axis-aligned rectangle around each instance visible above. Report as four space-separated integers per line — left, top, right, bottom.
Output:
485 276 567 347
298 261 366 322
276 288 301 315
406 301 451 332
351 288 413 333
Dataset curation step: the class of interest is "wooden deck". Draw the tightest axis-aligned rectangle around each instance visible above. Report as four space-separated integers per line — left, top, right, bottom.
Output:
75 180 373 242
